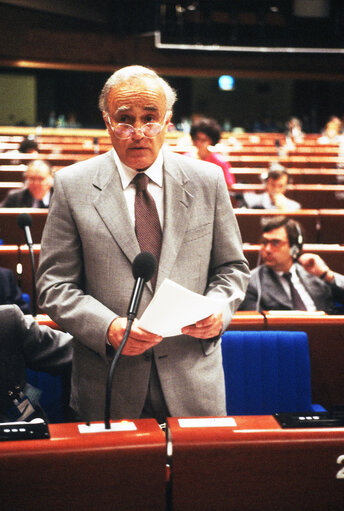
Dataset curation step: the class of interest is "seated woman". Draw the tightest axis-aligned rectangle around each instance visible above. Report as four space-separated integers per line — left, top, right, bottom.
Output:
189 117 235 188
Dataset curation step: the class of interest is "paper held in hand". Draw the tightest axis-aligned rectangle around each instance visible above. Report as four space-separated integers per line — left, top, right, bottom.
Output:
137 278 228 337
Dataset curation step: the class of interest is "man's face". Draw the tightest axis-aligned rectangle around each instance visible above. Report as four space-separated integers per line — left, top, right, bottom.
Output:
103 77 172 170
26 166 52 200
260 226 293 272
266 174 288 197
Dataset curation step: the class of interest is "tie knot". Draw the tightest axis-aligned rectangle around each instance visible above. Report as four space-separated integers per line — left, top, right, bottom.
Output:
283 272 292 281
133 173 149 193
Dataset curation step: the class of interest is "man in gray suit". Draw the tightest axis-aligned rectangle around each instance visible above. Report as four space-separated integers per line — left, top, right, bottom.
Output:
240 216 344 313
36 65 249 422
238 167 301 211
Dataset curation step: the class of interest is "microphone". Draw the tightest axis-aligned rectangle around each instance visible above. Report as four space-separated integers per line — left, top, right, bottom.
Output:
127 251 157 320
17 213 33 246
104 252 157 429
17 213 37 316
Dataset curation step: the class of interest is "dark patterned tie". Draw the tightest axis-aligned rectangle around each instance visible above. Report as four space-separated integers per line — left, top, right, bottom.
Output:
133 173 162 288
283 272 307 310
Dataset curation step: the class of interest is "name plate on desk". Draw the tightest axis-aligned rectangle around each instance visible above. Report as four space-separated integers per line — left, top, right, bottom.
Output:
178 417 237 428
78 421 137 434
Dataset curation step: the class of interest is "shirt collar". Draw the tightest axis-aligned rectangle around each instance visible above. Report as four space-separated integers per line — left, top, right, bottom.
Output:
112 148 164 190
275 263 297 278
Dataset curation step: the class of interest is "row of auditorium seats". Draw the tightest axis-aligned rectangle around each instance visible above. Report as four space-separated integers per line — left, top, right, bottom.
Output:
36 311 344 416
1 140 341 156
0 151 342 169
1 166 342 185
0 166 341 184
0 208 343 246
2 181 344 209
29 329 324 423
1 241 343 316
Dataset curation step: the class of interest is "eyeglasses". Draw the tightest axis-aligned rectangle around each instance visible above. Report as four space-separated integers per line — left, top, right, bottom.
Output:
105 112 169 140
260 237 288 248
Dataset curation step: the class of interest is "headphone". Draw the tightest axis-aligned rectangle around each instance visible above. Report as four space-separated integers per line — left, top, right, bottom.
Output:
289 221 303 260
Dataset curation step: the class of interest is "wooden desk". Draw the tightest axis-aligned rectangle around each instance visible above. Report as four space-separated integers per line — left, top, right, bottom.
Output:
263 313 344 410
233 168 344 185
319 209 344 243
232 183 344 209
235 209 321 244
225 155 342 169
0 419 166 511
0 152 88 166
0 208 48 244
168 415 344 511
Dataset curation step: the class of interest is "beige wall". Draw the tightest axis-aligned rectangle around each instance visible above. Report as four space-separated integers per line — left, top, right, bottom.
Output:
0 74 36 126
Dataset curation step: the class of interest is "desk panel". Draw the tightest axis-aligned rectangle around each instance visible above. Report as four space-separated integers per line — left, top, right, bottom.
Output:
0 420 166 511
0 208 47 244
235 209 320 244
319 209 344 243
168 415 344 511
264 314 344 410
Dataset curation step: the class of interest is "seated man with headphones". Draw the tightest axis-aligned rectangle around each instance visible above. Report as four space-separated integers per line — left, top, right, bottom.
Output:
239 216 344 313
238 165 301 211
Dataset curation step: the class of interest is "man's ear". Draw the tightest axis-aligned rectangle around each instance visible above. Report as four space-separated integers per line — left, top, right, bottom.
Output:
164 111 173 131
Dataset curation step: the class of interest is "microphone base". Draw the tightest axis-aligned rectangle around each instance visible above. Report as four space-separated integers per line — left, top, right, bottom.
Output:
78 421 137 434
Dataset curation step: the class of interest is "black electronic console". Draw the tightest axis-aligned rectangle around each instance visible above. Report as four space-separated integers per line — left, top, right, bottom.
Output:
0 418 50 441
275 406 344 429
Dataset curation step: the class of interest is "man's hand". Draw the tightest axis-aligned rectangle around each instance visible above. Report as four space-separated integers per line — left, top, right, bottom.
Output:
181 312 223 339
107 317 163 356
298 253 334 282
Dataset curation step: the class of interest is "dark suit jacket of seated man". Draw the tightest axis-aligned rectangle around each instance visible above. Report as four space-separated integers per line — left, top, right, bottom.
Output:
0 304 72 422
1 160 53 208
0 266 30 314
239 216 344 313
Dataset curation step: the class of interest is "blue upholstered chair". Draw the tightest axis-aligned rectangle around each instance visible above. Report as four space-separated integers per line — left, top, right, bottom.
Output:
26 369 68 423
221 330 325 415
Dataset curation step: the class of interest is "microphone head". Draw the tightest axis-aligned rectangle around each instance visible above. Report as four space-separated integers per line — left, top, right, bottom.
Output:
132 252 157 282
17 213 32 229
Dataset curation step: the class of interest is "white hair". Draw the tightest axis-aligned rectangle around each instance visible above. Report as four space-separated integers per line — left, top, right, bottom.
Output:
98 65 177 112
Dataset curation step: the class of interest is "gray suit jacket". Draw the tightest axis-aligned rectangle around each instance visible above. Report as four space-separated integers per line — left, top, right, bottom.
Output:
239 263 344 313
37 147 250 421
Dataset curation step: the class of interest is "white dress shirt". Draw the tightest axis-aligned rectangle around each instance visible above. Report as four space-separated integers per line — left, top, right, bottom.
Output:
112 148 164 228
276 264 317 311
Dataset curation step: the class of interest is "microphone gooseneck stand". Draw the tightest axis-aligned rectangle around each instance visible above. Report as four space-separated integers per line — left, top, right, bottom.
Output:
28 242 37 317
104 317 134 430
104 252 156 430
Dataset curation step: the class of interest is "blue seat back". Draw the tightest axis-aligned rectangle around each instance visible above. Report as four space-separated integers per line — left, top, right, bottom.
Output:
26 369 65 423
221 330 323 415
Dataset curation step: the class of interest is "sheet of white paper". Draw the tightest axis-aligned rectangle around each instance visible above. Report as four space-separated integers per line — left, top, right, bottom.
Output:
138 278 228 337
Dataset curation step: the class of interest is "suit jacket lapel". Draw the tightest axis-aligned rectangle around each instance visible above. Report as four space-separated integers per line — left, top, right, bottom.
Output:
157 149 193 288
92 153 140 265
265 267 292 309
